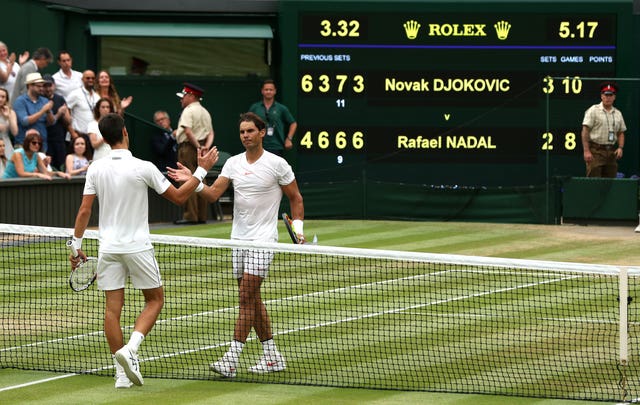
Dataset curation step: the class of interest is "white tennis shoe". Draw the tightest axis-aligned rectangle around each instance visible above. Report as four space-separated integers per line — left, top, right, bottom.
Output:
248 351 286 374
114 359 133 388
115 346 144 386
115 373 133 388
210 352 239 378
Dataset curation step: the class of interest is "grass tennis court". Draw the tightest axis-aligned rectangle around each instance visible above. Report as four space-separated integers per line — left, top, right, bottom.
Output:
2 220 639 404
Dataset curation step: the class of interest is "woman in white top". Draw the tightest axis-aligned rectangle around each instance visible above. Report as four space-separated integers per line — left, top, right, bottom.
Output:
65 136 90 176
88 97 115 161
0 87 17 158
0 42 28 97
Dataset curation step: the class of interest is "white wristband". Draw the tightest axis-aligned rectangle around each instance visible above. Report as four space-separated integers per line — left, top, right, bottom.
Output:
292 219 304 235
193 166 207 182
195 182 204 193
71 236 82 251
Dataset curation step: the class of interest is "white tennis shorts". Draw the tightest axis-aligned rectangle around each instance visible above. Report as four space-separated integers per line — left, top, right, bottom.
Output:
97 248 162 290
232 248 274 279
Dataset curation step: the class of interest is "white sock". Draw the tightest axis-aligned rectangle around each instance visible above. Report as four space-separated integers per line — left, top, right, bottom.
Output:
261 338 277 354
127 331 145 352
230 340 245 355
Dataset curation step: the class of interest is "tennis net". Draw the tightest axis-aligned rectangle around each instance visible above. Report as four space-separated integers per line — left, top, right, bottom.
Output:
1 223 640 402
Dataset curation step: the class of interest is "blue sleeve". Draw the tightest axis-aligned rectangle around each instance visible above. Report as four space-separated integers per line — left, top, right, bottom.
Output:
13 98 29 127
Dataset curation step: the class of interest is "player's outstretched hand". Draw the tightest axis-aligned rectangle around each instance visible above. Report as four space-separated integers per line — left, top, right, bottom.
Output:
198 146 219 171
167 162 193 183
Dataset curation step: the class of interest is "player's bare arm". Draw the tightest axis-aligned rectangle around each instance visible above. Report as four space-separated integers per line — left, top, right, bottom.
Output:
200 176 230 202
282 180 304 220
70 193 96 264
282 180 305 241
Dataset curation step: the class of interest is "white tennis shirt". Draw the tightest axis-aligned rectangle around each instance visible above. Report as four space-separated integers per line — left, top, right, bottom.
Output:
220 150 295 242
83 149 171 253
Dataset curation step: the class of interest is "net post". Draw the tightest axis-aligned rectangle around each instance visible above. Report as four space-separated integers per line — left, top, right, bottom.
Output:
619 266 629 399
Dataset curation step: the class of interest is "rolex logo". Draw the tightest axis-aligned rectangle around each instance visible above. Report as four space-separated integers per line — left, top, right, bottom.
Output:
404 20 421 40
494 20 511 40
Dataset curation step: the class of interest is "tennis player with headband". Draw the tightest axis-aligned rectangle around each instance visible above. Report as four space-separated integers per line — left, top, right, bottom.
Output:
167 111 305 377
69 113 219 388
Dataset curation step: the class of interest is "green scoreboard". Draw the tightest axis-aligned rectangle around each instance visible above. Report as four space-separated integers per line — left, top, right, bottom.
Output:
279 0 636 187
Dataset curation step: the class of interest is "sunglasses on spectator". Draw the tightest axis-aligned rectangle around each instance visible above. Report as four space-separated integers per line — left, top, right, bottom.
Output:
31 141 42 145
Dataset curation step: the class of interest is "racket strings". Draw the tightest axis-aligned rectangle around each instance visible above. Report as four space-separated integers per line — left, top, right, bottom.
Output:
70 260 97 290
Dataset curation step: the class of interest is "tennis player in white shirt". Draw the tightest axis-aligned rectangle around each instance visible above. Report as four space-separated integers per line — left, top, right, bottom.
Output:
69 113 218 388
168 111 305 378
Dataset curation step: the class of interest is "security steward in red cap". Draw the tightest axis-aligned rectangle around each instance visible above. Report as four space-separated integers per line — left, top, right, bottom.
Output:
174 83 215 224
581 81 627 178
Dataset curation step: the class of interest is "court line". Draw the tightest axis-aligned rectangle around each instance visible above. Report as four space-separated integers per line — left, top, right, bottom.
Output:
0 373 77 393
128 272 580 365
1 269 456 353
0 269 576 391
0 269 458 391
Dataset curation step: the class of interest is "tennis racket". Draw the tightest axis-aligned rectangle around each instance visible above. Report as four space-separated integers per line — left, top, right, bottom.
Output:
282 213 301 244
66 240 97 292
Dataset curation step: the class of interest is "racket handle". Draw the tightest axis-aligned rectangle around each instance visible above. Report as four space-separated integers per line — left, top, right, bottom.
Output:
66 240 79 258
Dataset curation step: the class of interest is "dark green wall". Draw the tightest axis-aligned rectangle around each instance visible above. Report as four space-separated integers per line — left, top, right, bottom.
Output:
0 0 63 71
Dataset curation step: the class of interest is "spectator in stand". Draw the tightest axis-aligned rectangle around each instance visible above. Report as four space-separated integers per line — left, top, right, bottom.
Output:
13 73 54 151
52 51 82 100
88 97 115 161
65 135 90 176
66 70 97 158
41 74 72 170
2 129 70 180
0 41 29 97
248 79 297 157
0 138 8 177
11 47 52 104
95 70 132 115
151 110 177 172
0 87 17 157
